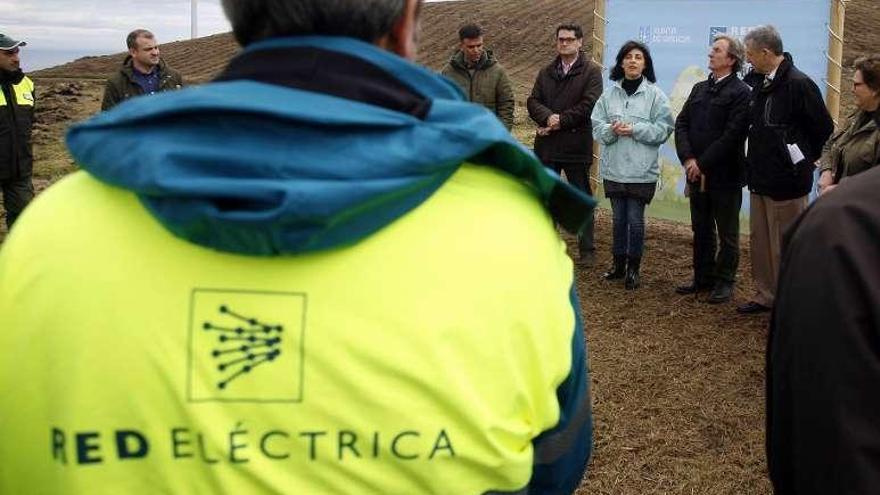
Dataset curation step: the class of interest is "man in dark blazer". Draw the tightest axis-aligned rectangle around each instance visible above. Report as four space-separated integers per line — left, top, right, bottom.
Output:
527 23 603 266
674 34 751 303
737 25 833 314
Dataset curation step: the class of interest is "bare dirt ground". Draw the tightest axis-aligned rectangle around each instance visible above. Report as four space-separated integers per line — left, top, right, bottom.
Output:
3 1 877 492
570 213 770 494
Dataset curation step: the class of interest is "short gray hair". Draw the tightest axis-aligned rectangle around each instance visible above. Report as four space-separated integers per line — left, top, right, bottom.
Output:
714 34 745 73
221 0 408 47
743 25 783 56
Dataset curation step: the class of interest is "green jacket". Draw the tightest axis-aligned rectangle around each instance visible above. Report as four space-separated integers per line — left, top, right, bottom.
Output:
819 110 880 182
441 50 515 130
101 56 183 111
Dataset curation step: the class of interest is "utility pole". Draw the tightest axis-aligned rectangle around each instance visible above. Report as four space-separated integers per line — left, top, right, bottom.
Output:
191 0 198 39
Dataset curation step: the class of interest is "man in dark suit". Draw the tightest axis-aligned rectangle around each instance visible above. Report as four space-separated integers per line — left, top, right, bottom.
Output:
674 34 751 303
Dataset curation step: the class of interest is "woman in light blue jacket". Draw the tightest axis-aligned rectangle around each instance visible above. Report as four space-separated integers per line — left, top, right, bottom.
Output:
591 40 674 290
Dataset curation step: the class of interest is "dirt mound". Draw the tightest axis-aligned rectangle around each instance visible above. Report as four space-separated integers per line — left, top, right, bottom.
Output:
32 32 240 84
32 0 595 93
33 82 86 144
32 0 875 121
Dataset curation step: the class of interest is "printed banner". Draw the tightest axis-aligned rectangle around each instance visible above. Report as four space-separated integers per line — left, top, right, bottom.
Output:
601 0 832 223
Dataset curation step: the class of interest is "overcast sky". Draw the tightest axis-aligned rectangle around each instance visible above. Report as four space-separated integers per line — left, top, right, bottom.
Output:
3 0 230 54
6 0 459 54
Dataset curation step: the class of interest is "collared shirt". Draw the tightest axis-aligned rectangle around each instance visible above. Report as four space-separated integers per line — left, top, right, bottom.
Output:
713 73 731 84
561 59 575 75
132 66 160 94
764 64 781 87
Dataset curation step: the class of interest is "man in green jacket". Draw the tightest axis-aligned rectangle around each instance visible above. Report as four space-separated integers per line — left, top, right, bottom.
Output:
441 24 515 130
101 29 183 111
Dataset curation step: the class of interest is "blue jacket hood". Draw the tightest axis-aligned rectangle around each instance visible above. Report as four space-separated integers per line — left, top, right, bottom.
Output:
67 36 595 255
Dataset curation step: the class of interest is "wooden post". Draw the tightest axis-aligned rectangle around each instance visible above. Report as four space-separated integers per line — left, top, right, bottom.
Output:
592 0 607 67
591 0 608 189
826 0 847 127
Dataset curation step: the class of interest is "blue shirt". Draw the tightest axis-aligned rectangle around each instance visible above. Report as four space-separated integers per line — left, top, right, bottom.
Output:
131 67 160 94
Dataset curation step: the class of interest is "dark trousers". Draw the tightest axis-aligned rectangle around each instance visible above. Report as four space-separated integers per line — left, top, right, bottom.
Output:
689 188 742 284
1 176 34 229
547 161 594 253
610 196 646 257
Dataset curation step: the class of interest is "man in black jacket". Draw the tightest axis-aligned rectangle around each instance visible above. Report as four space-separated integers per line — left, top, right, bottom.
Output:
0 33 34 230
527 24 603 266
675 35 750 303
767 165 880 494
736 25 833 314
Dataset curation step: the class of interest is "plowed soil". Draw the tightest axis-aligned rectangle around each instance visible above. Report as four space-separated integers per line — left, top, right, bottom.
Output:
4 1 878 492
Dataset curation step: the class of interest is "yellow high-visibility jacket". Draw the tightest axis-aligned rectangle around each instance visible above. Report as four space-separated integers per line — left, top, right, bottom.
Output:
0 167 589 494
0 37 593 494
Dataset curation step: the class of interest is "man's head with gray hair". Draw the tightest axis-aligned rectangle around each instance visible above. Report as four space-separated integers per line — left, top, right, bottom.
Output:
743 25 785 75
743 25 783 56
712 34 745 74
221 0 416 49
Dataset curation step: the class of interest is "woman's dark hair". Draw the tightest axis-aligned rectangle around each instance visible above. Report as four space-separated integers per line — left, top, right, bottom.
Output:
610 40 656 83
854 54 880 93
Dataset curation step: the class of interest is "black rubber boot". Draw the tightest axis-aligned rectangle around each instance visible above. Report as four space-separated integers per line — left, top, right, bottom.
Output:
603 255 626 280
625 256 641 290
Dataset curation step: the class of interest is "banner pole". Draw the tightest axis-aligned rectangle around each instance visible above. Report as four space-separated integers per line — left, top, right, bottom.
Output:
591 0 607 188
826 0 847 127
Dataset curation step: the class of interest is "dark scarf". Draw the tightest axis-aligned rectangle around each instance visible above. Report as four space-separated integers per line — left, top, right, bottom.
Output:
622 76 643 96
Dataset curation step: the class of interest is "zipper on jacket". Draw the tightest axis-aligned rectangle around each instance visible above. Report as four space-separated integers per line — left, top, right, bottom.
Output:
763 96 773 128
1 83 19 177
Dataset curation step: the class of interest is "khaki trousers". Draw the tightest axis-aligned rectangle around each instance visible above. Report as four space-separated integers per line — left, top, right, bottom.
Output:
749 193 808 307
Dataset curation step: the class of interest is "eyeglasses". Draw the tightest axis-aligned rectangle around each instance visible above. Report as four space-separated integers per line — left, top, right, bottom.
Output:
0 47 20 56
557 37 578 44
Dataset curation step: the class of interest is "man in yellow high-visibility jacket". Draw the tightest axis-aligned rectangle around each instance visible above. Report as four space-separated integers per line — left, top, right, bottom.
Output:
0 1 596 493
0 33 34 230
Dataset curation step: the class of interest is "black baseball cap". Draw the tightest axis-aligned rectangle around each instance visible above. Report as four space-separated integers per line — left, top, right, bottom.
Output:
0 34 26 51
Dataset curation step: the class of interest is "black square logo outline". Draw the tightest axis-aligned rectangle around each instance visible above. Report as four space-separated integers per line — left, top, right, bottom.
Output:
186 288 307 403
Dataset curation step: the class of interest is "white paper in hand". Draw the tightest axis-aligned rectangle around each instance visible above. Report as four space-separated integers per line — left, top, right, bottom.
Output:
787 143 805 164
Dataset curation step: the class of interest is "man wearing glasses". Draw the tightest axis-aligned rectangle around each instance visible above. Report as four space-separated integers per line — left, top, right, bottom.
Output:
528 24 603 266
0 33 34 230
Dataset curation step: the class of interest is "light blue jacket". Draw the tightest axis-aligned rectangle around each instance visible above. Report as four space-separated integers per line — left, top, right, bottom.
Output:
591 79 674 183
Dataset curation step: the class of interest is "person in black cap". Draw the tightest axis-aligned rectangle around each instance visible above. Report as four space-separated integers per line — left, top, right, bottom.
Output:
0 33 34 230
